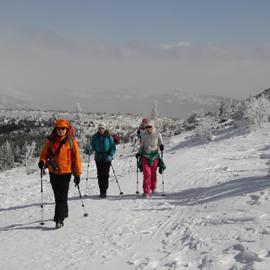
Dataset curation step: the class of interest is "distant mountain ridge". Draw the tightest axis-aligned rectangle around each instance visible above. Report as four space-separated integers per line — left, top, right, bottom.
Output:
66 90 237 118
0 90 237 118
0 94 37 110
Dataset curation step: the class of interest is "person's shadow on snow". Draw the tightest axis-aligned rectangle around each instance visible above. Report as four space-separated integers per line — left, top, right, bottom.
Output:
259 144 270 176
0 202 54 213
0 220 57 232
161 175 270 206
108 175 270 206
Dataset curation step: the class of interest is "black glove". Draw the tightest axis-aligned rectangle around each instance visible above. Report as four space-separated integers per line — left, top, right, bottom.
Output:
135 153 141 159
38 160 44 169
159 144 164 152
74 176 80 186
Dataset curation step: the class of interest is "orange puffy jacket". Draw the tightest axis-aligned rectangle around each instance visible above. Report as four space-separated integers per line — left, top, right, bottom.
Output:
40 136 82 176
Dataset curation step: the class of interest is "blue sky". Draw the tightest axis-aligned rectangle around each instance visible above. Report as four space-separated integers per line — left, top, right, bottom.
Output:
0 0 270 105
1 0 269 46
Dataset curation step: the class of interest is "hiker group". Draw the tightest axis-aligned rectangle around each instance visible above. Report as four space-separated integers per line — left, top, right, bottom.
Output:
38 117 165 228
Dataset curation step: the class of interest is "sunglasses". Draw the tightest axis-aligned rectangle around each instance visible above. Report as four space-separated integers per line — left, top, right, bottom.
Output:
145 126 153 128
57 127 67 131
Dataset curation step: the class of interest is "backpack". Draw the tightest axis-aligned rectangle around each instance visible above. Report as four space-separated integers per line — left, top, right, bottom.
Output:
112 133 120 145
66 125 75 149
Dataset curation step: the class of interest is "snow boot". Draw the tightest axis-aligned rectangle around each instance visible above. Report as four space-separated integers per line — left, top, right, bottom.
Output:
100 193 107 199
55 221 64 229
142 193 151 198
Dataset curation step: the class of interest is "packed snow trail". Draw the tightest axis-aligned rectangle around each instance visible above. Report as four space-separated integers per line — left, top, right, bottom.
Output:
1 125 270 269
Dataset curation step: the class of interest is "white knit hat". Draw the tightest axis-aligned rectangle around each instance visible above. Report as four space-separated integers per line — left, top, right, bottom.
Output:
146 120 154 128
98 123 106 129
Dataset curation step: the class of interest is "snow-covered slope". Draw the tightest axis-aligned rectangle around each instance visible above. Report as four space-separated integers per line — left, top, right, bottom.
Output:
1 124 270 269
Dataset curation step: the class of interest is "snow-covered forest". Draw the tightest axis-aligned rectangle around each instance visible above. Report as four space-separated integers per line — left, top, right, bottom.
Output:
1 89 270 269
1 89 270 173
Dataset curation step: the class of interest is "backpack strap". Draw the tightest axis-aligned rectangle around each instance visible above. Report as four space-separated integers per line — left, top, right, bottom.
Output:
49 137 66 156
47 135 74 172
67 134 74 150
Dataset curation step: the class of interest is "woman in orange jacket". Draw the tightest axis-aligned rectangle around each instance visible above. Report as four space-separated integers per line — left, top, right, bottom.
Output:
38 119 82 228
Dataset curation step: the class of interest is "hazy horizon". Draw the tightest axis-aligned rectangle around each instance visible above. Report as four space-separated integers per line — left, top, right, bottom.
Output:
0 0 270 108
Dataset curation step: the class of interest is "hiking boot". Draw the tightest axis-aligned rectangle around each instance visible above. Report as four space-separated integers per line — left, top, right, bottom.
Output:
142 193 151 198
55 221 64 229
100 193 107 199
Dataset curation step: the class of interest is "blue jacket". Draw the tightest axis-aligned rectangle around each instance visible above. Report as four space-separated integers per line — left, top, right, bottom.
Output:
86 131 116 162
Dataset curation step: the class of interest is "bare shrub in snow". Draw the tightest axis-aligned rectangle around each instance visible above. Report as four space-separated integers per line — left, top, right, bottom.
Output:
195 112 214 141
245 96 270 127
23 141 37 174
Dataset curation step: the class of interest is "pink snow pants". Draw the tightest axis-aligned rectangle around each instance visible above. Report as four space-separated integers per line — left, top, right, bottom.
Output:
141 156 159 195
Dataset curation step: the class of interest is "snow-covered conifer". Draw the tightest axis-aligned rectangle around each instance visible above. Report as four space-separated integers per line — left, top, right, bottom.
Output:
0 140 15 171
23 141 37 174
245 96 270 127
195 111 214 141
150 100 159 120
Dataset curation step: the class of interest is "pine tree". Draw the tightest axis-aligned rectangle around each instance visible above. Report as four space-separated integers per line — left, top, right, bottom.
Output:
150 100 159 120
0 140 15 171
195 110 214 141
14 145 21 163
23 141 37 174
245 96 270 127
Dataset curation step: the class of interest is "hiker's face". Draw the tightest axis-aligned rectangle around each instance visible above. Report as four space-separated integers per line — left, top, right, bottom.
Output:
56 127 67 137
98 127 105 135
145 125 153 134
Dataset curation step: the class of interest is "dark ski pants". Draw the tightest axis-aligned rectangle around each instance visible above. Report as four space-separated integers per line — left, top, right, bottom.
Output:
95 161 111 194
50 173 71 222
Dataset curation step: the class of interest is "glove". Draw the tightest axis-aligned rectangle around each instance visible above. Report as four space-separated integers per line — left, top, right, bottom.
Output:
159 144 164 152
135 153 141 159
105 155 112 161
73 176 80 186
38 160 44 169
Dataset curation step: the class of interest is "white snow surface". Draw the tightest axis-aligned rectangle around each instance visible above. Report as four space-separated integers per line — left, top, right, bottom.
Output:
1 124 270 269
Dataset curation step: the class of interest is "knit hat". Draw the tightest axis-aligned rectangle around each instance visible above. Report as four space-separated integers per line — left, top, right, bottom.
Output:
145 120 154 128
141 117 149 124
54 119 70 129
98 123 106 130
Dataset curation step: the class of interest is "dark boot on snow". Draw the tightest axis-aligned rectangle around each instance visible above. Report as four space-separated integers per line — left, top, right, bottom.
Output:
55 221 64 229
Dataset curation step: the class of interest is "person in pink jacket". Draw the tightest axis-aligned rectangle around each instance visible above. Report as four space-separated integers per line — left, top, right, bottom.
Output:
136 121 164 198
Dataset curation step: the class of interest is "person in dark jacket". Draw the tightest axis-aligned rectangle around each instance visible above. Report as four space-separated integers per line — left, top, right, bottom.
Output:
86 123 116 198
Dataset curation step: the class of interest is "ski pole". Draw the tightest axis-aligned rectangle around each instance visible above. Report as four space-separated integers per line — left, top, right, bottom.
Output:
40 169 45 225
84 154 91 197
132 137 138 152
161 151 165 197
77 184 88 217
111 163 123 195
136 158 139 194
127 157 133 174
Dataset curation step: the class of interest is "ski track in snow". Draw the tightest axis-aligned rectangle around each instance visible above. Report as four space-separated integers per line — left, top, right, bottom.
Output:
2 125 270 269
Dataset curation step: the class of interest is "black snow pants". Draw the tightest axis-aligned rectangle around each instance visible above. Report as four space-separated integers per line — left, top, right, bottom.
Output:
95 161 111 195
50 173 71 222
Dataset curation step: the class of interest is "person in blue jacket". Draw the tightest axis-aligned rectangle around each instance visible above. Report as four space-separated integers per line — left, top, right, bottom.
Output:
86 123 116 198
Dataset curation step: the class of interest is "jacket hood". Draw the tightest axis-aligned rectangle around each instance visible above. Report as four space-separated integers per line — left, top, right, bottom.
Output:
54 119 70 129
